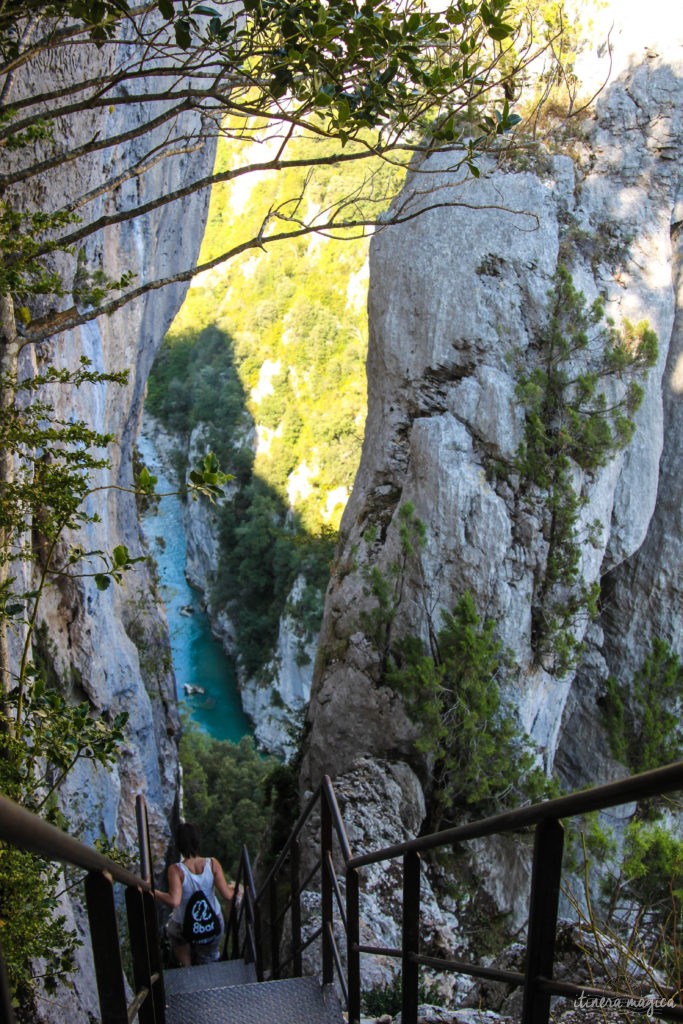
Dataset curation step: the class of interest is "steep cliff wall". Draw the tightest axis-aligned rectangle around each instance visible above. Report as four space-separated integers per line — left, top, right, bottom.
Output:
5 23 217 1020
301 3 682 907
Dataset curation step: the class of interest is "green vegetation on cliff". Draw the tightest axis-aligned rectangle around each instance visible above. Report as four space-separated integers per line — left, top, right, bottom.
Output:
180 725 277 874
602 638 683 776
514 265 658 674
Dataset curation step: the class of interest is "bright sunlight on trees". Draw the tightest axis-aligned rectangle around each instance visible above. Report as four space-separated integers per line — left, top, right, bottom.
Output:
0 0 569 348
0 0 572 750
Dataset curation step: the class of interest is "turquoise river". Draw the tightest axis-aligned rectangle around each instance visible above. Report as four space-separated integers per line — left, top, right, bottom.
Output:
138 432 252 743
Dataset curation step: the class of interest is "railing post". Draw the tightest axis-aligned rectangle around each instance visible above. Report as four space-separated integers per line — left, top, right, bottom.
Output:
291 838 303 976
85 870 128 1024
142 888 166 1021
125 885 156 1024
321 792 334 985
402 850 421 1024
346 866 361 1024
227 868 240 960
253 890 264 981
522 818 565 1024
133 794 165 1018
136 795 156 891
269 874 280 979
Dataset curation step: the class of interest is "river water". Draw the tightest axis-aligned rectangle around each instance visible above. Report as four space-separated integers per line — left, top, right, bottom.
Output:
138 432 252 744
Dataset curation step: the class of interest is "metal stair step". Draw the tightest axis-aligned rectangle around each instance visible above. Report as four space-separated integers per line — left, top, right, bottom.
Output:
164 975 345 1024
163 958 257 996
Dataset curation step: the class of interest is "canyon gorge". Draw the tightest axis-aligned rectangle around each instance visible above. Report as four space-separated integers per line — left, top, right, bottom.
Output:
2 1 682 1020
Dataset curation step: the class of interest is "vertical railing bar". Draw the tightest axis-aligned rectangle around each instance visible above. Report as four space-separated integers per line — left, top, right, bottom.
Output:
321 791 334 986
228 863 241 959
326 921 349 1005
134 796 165 1021
135 795 154 890
325 850 348 931
125 885 155 1024
522 818 565 1024
243 889 254 961
402 850 421 1024
142 888 166 1022
269 874 280 979
240 847 263 980
245 923 258 968
291 838 303 976
346 865 361 1024
224 851 246 960
254 891 264 981
85 870 129 1024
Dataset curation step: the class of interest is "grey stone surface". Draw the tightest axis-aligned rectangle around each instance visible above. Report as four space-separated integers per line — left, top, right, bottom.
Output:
304 14 683 782
301 0 683 948
6 21 216 1023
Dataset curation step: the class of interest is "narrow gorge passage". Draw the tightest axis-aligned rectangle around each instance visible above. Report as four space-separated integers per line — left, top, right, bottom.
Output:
139 429 252 742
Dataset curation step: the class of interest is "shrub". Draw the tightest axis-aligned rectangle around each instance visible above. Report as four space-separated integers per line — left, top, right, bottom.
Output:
179 725 278 875
388 592 548 823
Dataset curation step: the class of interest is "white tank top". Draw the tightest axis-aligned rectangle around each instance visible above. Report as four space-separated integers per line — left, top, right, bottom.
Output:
170 857 223 927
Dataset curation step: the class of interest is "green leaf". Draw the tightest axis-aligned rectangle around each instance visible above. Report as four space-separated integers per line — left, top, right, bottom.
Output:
336 97 351 126
488 23 514 40
175 18 192 47
137 466 157 493
112 544 130 567
157 0 174 18
94 574 111 591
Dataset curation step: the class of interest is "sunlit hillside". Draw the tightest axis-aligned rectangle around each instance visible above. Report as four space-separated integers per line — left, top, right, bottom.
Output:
147 127 405 676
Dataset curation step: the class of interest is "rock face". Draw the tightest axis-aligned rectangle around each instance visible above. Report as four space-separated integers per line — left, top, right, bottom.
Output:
240 574 317 758
4 23 217 1022
32 114 212 827
302 5 683 915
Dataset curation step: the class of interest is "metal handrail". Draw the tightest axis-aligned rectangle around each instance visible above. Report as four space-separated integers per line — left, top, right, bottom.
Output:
224 760 683 1024
222 777 353 986
224 843 262 978
5 760 683 1024
348 759 683 868
254 784 321 902
0 792 165 1024
0 793 150 889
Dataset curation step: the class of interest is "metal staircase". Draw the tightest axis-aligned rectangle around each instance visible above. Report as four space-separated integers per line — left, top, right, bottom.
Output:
163 963 343 1024
3 762 683 1023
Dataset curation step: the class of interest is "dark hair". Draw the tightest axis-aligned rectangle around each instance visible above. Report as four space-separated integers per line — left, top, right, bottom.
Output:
176 822 201 858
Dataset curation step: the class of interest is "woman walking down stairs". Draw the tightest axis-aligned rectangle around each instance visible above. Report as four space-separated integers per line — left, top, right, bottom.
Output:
152 821 343 1021
0 792 346 1024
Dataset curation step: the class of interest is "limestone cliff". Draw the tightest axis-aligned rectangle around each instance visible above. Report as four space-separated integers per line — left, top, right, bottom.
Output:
301 1 682 917
4 22 217 1021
